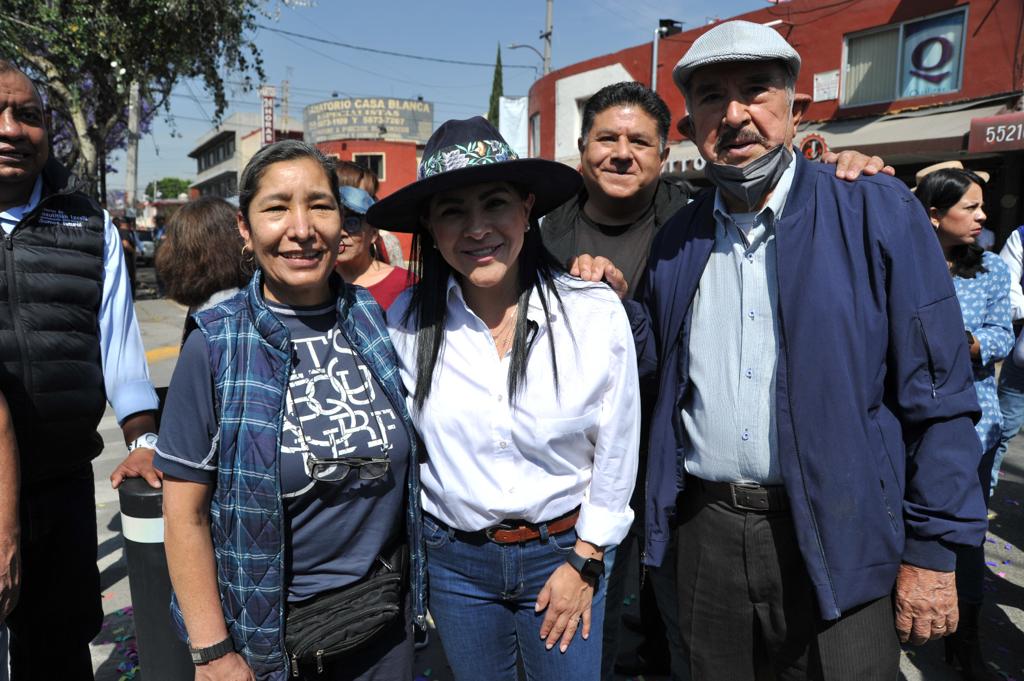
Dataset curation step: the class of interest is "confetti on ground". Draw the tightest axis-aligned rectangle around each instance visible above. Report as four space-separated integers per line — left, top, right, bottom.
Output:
998 572 1007 578
988 561 998 566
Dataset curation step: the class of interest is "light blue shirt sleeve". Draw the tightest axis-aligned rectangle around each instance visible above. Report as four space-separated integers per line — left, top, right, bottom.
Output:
99 210 159 422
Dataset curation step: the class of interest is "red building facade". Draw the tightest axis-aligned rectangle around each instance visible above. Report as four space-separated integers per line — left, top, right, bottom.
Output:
528 0 1024 235
305 97 435 259
315 139 419 257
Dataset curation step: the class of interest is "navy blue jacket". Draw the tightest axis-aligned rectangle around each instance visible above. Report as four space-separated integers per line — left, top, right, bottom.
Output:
627 156 988 620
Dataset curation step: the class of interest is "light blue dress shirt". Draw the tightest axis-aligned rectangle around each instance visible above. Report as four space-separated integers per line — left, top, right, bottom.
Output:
682 154 796 485
0 177 158 423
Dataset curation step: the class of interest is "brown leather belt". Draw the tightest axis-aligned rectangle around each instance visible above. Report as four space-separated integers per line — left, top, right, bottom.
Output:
439 507 581 545
688 475 789 513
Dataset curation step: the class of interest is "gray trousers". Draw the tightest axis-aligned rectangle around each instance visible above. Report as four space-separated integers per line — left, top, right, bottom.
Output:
675 484 900 681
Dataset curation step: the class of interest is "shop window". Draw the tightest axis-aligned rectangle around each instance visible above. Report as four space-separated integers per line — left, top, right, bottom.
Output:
842 8 966 107
352 153 386 181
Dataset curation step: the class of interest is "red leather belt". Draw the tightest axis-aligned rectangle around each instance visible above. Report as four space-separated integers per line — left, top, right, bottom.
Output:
437 507 581 545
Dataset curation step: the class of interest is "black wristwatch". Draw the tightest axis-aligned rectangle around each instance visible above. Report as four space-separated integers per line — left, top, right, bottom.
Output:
189 636 234 665
567 550 605 584
966 330 976 347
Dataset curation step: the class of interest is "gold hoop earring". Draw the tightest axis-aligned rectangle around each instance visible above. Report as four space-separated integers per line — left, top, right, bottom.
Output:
241 243 255 264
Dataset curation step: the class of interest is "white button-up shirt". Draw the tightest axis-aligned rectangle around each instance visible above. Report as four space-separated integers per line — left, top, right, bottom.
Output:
387 273 640 548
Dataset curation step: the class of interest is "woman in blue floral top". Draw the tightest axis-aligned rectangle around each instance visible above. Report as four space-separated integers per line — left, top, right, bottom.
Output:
918 167 1011 681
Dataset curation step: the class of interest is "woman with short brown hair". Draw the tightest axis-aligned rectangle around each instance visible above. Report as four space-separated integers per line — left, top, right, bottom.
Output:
154 196 252 313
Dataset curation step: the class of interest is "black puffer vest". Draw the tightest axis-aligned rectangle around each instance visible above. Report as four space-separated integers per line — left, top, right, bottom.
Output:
0 159 107 483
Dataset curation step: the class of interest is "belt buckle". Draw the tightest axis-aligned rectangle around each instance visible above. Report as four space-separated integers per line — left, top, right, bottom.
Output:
731 483 769 511
485 522 514 542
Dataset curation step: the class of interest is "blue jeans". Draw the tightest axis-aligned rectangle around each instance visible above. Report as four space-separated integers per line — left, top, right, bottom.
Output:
995 357 1024 491
424 514 615 681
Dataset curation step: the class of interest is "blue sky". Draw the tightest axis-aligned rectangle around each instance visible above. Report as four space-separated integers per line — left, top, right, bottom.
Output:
113 0 769 192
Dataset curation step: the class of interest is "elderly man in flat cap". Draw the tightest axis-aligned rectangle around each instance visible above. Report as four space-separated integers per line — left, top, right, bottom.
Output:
583 20 988 679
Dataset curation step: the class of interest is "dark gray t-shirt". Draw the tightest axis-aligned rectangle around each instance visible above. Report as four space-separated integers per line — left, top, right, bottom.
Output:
156 300 410 602
572 207 657 301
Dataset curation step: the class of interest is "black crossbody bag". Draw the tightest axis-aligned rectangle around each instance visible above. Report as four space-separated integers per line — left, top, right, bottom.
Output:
284 541 408 676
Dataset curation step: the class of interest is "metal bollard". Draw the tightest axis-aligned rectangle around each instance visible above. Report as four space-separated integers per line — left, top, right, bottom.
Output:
118 477 194 680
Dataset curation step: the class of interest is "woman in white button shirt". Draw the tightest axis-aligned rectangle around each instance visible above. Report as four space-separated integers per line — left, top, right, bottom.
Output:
368 117 640 681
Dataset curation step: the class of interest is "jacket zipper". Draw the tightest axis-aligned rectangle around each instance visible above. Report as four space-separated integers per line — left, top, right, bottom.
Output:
276 347 292 673
4 185 104 402
774 241 841 617
4 232 33 398
337 315 425 628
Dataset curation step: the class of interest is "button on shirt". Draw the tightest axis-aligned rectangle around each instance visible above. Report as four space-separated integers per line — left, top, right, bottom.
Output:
682 156 796 484
0 177 158 420
387 273 640 548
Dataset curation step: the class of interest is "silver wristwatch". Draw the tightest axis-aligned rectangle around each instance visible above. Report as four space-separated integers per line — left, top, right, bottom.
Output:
127 432 159 452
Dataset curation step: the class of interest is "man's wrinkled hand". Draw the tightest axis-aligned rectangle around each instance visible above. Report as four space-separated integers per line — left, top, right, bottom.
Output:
568 254 628 300
823 150 895 180
894 563 958 645
110 448 162 489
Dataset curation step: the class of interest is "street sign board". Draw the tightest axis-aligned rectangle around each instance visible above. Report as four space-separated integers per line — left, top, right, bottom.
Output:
260 86 277 147
303 98 434 145
968 111 1024 153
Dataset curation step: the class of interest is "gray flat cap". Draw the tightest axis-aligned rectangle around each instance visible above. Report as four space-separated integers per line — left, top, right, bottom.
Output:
673 20 801 92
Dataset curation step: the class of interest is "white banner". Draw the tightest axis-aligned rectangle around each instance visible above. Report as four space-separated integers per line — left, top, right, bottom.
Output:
900 11 965 99
499 96 529 159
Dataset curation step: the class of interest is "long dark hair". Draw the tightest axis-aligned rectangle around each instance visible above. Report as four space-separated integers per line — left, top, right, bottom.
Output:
402 188 569 411
916 168 987 279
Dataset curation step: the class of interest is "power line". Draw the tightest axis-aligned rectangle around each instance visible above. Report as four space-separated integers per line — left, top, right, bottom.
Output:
257 24 535 70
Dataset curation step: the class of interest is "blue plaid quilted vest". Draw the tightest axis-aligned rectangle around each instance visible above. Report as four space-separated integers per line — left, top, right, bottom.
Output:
171 272 425 681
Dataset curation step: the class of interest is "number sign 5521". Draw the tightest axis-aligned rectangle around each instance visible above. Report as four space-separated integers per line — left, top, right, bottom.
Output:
969 112 1024 153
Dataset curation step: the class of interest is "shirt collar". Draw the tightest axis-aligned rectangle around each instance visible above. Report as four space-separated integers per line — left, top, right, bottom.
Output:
712 150 797 227
445 274 557 326
0 177 43 223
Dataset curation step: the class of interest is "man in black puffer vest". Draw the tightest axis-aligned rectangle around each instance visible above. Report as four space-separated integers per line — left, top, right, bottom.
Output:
0 60 161 680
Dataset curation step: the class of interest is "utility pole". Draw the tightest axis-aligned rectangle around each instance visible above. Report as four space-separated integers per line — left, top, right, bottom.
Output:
124 80 140 217
541 0 553 75
651 20 683 92
281 79 290 137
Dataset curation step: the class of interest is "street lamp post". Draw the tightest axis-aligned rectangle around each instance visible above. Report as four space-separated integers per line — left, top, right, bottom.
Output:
509 43 544 79
651 19 683 92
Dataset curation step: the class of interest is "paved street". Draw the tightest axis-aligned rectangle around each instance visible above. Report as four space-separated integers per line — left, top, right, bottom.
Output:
88 279 1024 681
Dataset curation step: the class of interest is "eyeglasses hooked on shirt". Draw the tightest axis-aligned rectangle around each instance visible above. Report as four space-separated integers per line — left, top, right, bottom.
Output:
306 453 391 482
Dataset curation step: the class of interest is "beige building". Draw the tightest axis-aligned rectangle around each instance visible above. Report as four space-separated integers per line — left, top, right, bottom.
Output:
188 112 304 199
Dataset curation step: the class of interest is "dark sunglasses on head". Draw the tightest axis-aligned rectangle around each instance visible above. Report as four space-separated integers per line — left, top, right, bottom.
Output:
342 215 366 233
307 456 389 482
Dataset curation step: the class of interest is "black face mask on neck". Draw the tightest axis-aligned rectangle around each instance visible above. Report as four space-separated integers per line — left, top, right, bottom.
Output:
703 144 793 211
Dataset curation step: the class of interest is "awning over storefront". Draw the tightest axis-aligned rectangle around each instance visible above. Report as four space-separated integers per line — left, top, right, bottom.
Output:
796 100 1011 164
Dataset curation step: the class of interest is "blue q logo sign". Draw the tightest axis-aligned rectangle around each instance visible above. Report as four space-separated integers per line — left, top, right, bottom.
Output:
901 11 965 98
910 36 954 84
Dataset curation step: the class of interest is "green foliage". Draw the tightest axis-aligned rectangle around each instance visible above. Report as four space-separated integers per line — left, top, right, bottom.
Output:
0 0 266 194
146 177 191 200
487 43 503 127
